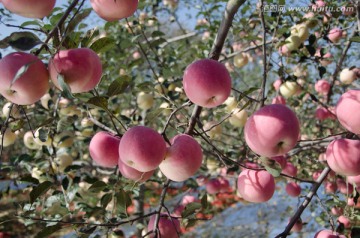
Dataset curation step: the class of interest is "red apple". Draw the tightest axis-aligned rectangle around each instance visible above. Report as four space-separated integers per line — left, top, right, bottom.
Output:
291 218 303 232
237 169 275 203
328 28 343 43
0 52 49 105
1 0 55 18
338 215 351 228
147 213 180 238
183 59 232 108
331 207 343 216
159 134 203 182
49 48 102 93
118 159 154 182
324 181 337 194
119 126 166 172
315 107 335 121
336 178 353 194
285 182 301 197
270 155 287 170
89 131 121 168
282 162 297 177
90 0 138 21
244 104 300 157
315 79 330 95
347 175 360 187
314 229 346 238
206 178 222 194
336 90 360 134
326 138 360 176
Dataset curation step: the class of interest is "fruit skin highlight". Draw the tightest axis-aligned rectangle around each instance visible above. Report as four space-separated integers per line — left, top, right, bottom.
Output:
183 59 232 108
244 104 300 157
0 0 55 18
0 52 49 105
119 126 167 172
237 169 275 203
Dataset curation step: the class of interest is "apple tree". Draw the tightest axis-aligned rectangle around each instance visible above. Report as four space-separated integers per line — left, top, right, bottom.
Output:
0 0 360 237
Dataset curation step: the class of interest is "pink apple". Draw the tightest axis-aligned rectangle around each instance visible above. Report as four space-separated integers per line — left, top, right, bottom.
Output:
147 213 180 238
273 78 282 91
339 68 357 84
118 159 154 182
90 0 138 21
119 126 166 172
0 52 49 105
328 28 343 43
89 131 121 168
347 175 360 187
237 169 275 203
269 155 287 170
285 182 301 197
206 178 221 194
159 134 203 182
336 90 360 134
271 95 286 105
331 207 343 216
244 104 300 157
320 53 333 66
314 229 346 238
282 162 297 177
183 59 232 108
291 218 303 232
324 181 337 194
338 215 351 228
315 79 330 95
218 177 231 192
326 138 360 176
1 0 55 18
49 48 102 93
336 178 353 194
312 171 322 181
181 195 199 206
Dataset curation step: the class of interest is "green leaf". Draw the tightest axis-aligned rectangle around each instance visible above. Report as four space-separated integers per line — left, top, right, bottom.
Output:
265 165 281 177
101 193 112 208
318 66 326 78
5 31 42 51
57 74 74 99
107 76 131 97
181 202 202 218
20 175 39 185
146 108 165 122
201 194 208 209
350 36 360 43
87 96 108 110
37 128 48 143
89 37 116 54
35 224 62 238
115 189 132 214
89 181 107 193
30 181 53 204
67 8 92 33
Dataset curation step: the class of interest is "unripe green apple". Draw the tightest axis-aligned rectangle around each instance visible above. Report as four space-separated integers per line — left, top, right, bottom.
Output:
137 92 154 110
40 93 52 110
290 24 309 43
23 131 40 150
229 108 248 127
2 102 21 118
34 128 52 146
339 68 357 84
233 53 249 68
54 131 75 148
280 81 300 98
203 121 222 139
0 128 17 147
284 35 301 52
54 153 74 172
223 96 238 112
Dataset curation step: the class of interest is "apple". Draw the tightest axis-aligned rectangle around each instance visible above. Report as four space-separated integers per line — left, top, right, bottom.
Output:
338 215 351 228
89 131 121 168
303 12 318 28
0 128 17 147
23 131 40 150
285 182 301 197
282 162 298 177
137 92 154 110
326 138 360 176
229 108 248 127
244 104 300 157
182 59 232 108
147 213 180 238
49 48 102 93
328 28 343 43
315 80 330 95
284 35 301 52
331 207 343 216
0 52 49 105
233 53 249 68
223 96 238 112
314 229 346 238
237 169 275 203
347 175 360 187
196 175 208 186
54 131 74 148
315 107 334 121
290 24 309 43
269 155 287 170
291 218 303 232
2 102 21 118
118 159 154 182
271 95 286 105
159 134 203 182
273 78 282 91
206 178 222 194
324 181 337 194
203 121 222 139
336 178 353 194
119 126 166 172
279 81 301 98
315 51 333 67
339 68 357 84
54 153 74 172
181 195 199 206
336 90 360 134
90 0 138 21
0 0 55 18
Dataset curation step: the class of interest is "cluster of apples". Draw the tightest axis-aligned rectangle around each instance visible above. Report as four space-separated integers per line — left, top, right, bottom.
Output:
89 126 203 183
